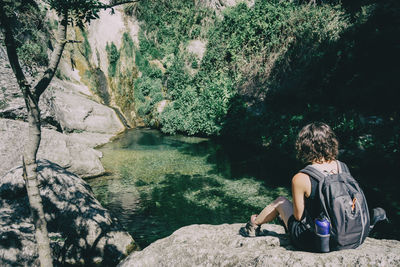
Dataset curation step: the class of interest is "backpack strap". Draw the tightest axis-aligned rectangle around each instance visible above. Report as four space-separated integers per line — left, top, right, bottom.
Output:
339 161 350 174
301 160 348 177
299 165 326 182
299 165 330 223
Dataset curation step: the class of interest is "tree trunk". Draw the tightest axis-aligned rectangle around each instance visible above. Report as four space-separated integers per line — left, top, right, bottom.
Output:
0 4 54 266
22 94 53 267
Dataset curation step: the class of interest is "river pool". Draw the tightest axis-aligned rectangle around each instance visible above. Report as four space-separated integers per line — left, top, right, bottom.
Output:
87 128 293 248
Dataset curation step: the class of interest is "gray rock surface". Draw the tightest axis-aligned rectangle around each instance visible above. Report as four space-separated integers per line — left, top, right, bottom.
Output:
41 79 125 135
0 46 27 121
0 119 105 178
118 223 400 267
0 160 136 266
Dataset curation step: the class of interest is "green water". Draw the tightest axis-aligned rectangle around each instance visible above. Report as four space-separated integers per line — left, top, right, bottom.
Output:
87 128 291 248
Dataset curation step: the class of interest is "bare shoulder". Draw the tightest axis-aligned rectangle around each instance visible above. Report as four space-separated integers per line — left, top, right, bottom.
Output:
292 172 310 187
292 172 312 197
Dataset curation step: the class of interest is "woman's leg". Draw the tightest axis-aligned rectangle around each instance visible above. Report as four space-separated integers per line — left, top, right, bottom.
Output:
253 196 294 228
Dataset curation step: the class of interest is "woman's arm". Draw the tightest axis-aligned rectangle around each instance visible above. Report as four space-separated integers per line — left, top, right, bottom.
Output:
291 172 311 221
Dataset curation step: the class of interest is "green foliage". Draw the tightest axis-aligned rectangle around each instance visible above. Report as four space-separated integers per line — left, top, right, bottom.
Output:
134 1 214 51
135 0 346 136
106 42 119 77
80 30 92 60
126 1 223 134
138 30 163 59
121 32 135 58
160 72 233 135
45 0 102 27
16 40 47 69
133 76 163 119
1 1 50 72
135 77 162 97
123 2 138 17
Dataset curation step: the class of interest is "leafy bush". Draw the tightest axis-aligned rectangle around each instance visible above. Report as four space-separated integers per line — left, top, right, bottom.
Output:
4 2 50 73
80 30 92 60
106 42 119 77
17 41 48 69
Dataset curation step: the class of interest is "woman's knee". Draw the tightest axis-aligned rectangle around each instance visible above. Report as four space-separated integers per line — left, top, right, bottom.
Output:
274 196 293 214
274 196 293 225
274 196 290 206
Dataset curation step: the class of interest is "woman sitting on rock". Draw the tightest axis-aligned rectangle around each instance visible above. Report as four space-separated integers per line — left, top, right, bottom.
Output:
240 122 386 252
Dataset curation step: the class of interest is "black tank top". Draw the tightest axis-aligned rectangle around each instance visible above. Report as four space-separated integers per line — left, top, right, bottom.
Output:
304 176 322 220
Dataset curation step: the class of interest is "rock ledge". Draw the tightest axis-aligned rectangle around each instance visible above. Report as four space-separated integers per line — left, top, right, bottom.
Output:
119 223 400 267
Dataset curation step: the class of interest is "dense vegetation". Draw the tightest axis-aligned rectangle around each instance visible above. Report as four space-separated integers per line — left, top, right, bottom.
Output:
1 0 50 74
128 0 398 161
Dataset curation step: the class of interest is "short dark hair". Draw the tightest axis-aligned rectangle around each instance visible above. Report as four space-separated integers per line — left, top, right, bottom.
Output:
295 122 339 163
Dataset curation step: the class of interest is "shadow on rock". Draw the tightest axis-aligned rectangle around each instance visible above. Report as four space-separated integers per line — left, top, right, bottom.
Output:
0 159 136 266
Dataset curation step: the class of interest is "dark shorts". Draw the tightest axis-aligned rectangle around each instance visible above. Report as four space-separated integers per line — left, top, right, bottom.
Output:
287 215 315 251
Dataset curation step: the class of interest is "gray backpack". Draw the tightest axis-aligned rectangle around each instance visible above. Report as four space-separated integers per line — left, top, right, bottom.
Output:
301 161 370 250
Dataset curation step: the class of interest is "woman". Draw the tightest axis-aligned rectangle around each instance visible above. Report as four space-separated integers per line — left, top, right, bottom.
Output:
240 122 344 251
241 122 387 251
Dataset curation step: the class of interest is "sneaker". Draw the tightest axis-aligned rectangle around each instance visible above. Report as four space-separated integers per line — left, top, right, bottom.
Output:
370 207 388 230
239 221 261 237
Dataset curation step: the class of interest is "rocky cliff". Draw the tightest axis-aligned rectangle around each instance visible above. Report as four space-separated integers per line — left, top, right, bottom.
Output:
57 5 141 127
118 223 400 266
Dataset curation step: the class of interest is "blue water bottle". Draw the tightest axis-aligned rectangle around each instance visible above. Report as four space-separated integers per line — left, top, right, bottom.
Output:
315 216 330 253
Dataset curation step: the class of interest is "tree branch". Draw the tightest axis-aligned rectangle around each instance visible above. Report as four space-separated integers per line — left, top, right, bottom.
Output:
98 0 140 10
66 40 82 44
33 11 68 100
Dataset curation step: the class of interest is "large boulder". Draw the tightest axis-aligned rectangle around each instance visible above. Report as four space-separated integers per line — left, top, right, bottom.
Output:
118 223 400 266
0 119 106 178
0 160 136 266
40 79 125 136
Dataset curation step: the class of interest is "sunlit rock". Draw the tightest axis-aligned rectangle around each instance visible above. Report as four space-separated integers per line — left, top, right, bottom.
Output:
187 40 207 61
42 79 125 135
118 223 400 266
0 119 106 178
